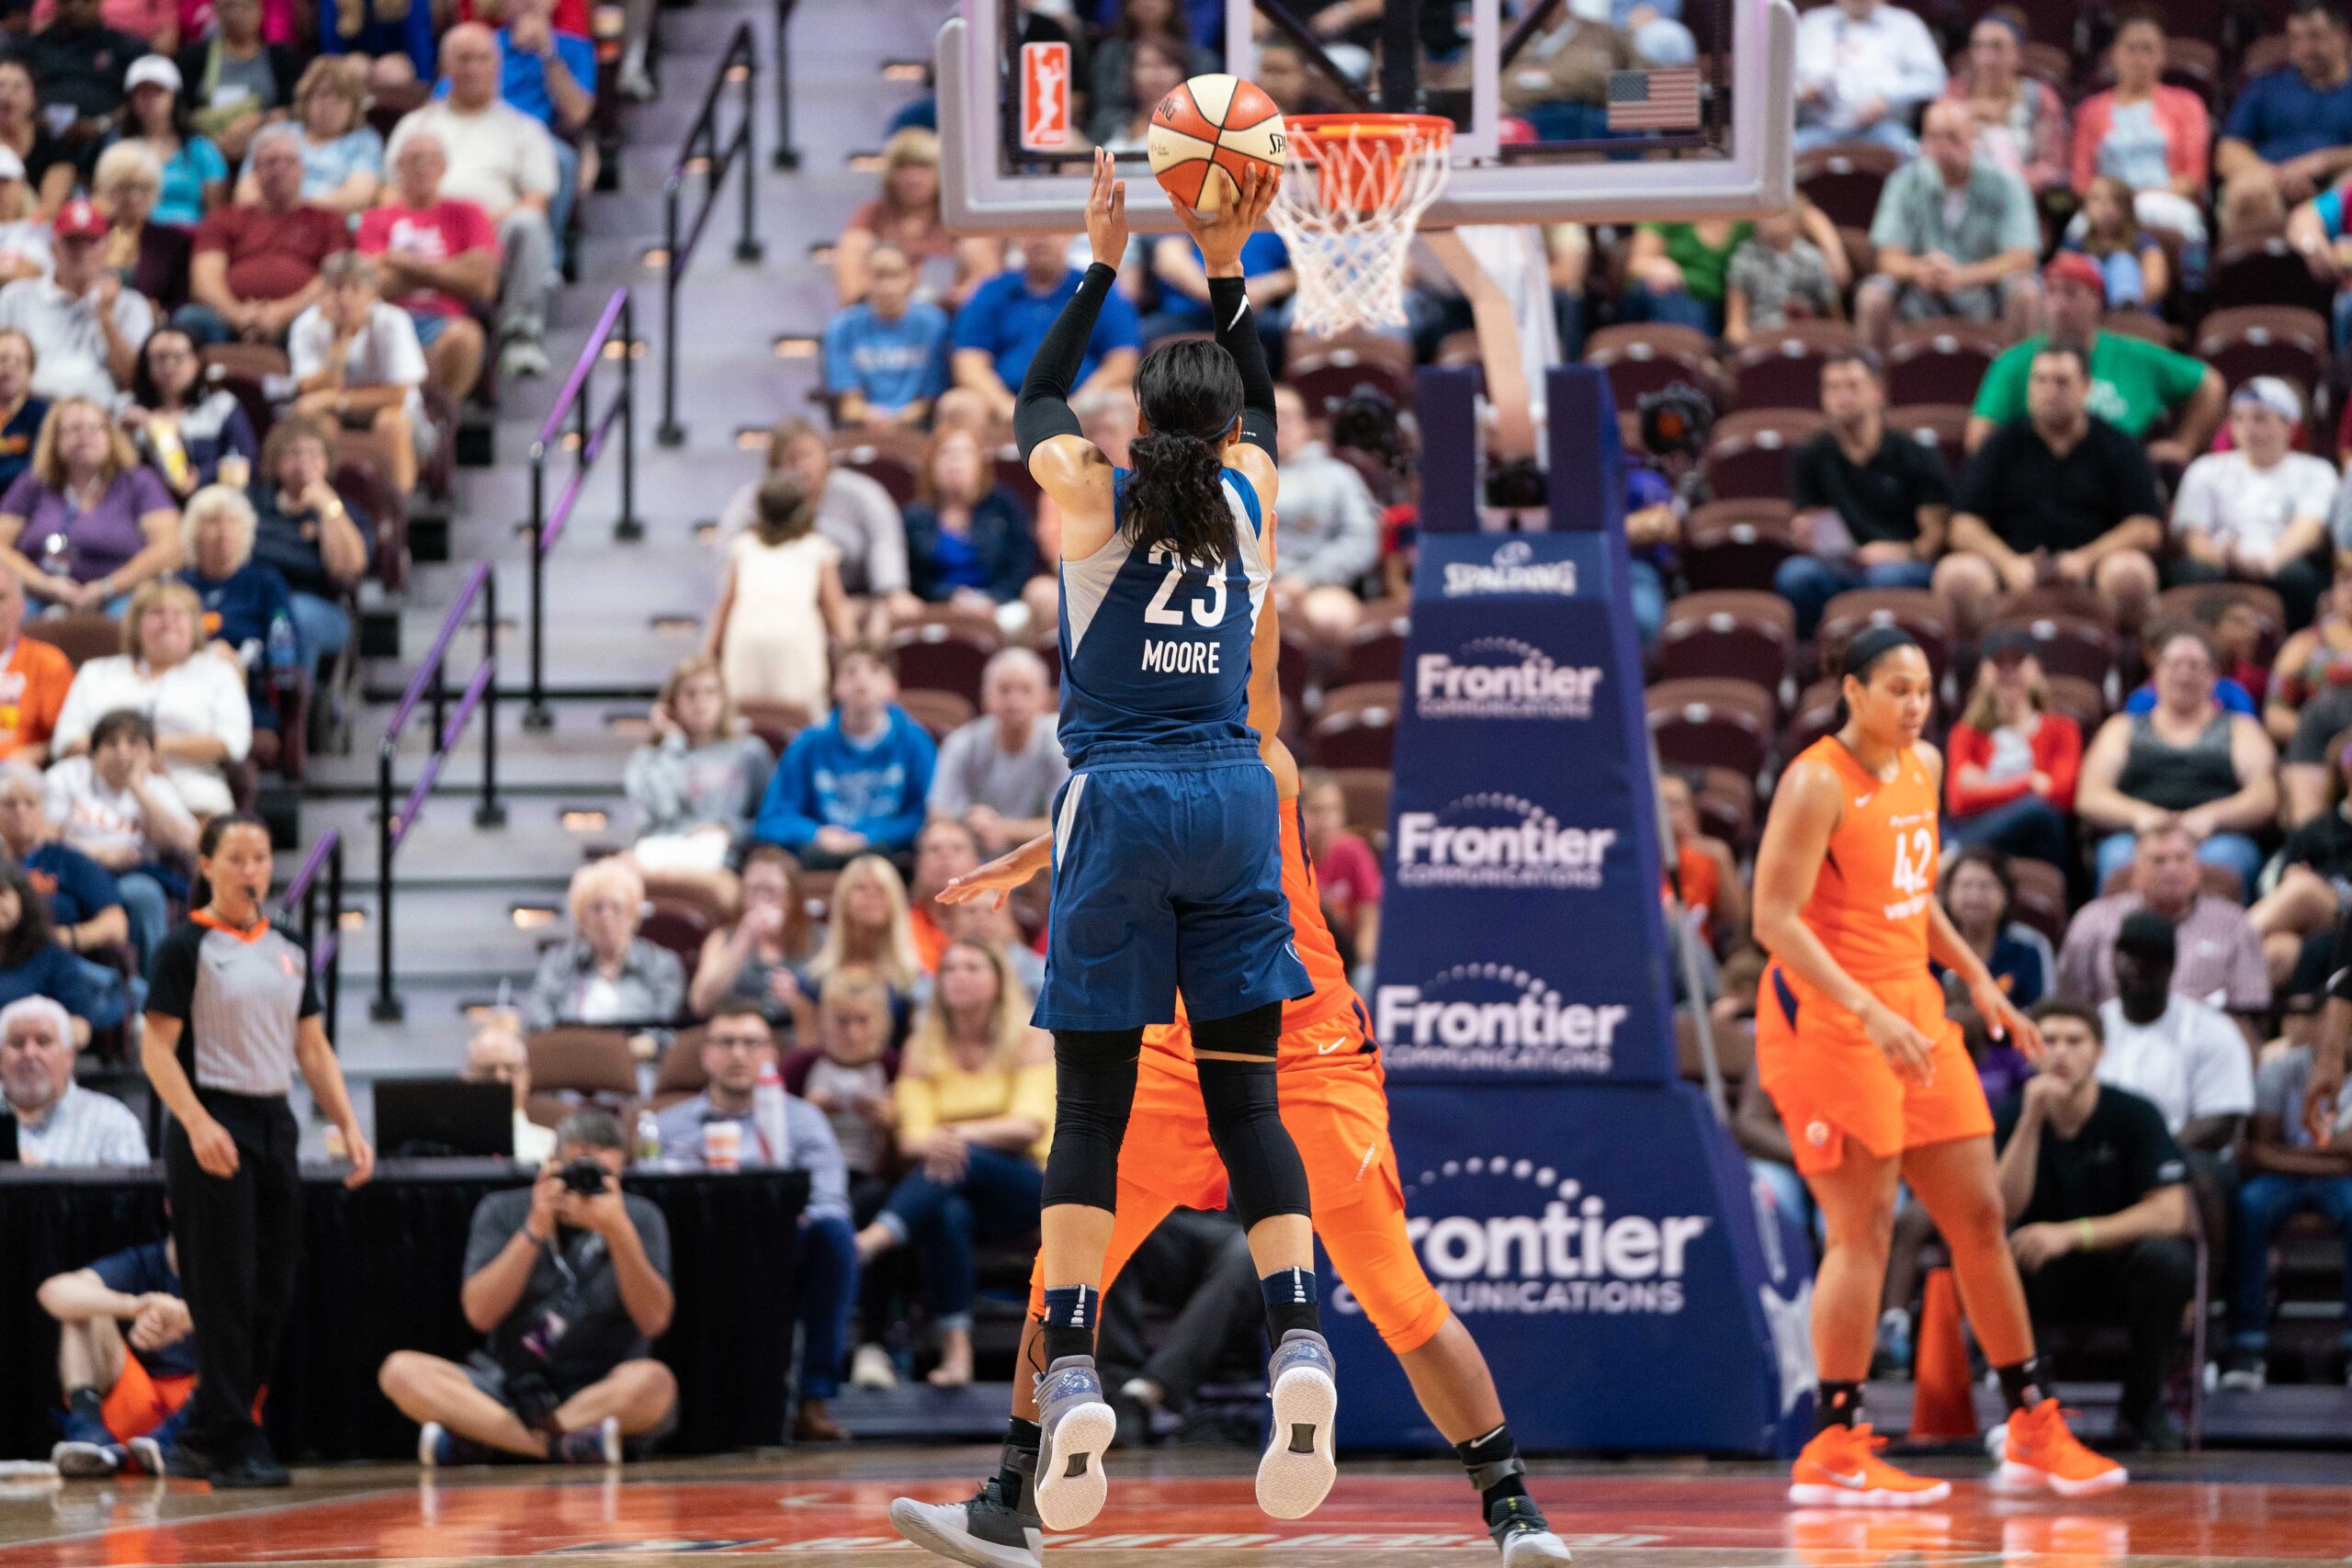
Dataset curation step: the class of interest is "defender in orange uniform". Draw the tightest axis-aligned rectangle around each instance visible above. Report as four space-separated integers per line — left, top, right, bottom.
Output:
1753 626 2122 1505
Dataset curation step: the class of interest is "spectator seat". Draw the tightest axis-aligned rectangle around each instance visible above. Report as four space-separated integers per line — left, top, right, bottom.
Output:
524 1026 637 1100
1701 412 1823 501
1694 765 1757 851
2194 306 2332 417
1657 591 1794 702
1728 322 1858 414
830 425 927 504
1681 498 1799 592
1341 610 1409 688
639 897 711 976
1288 333 1415 413
1980 582 2118 633
889 622 1000 705
2042 673 2108 737
2211 237 2337 320
1325 767 1392 847
1980 612 2118 692
898 688 976 740
2098 310 2181 349
1308 681 1400 769
1781 676 1844 762
1585 321 1727 416
1816 588 1951 680
2007 857 2070 943
1646 678 1776 782
22 612 121 667
737 698 813 760
1885 402 1971 477
1885 320 2005 409
652 1026 710 1108
1794 141 1903 231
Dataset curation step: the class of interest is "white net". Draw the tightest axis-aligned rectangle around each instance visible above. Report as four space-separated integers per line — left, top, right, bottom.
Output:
1268 116 1454 338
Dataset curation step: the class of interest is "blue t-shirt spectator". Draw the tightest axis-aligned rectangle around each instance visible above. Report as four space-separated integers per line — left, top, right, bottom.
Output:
903 489 1036 604
0 941 93 1021
2222 65 2352 166
141 136 229 229
953 265 1143 392
1150 232 1290 333
90 1241 194 1377
434 29 597 130
0 395 48 491
752 705 938 857
23 842 123 930
321 0 437 75
823 299 951 415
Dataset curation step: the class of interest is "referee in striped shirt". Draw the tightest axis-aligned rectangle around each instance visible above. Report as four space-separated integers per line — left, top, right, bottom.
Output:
141 814 373 1488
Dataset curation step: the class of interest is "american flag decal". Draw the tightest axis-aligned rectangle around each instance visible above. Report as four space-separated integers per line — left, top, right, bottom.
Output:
1606 66 1701 131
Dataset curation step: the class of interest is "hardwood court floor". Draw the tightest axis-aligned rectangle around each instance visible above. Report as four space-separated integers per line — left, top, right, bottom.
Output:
4 1448 2351 1567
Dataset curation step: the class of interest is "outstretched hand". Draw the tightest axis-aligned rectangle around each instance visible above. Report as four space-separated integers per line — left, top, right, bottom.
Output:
1086 146 1128 270
1171 162 1278 276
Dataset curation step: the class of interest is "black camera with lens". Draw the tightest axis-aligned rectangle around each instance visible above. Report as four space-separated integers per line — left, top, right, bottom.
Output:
560 1158 610 1196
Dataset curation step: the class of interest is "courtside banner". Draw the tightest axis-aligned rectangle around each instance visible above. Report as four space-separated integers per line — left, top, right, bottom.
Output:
1373 371 1675 1085
1321 1079 1814 1454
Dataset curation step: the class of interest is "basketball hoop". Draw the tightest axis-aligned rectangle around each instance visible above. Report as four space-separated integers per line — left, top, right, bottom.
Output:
1268 113 1454 338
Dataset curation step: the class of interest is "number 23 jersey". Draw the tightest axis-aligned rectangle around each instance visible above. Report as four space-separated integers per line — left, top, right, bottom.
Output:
1790 736 1940 984
1055 466 1270 768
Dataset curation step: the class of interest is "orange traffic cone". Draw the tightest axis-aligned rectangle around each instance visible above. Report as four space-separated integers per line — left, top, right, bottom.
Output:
1908 1267 1979 1442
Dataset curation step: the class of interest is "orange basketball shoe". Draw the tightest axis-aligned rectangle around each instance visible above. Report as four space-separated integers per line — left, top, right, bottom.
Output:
1788 1424 1953 1507
1994 1401 2128 1497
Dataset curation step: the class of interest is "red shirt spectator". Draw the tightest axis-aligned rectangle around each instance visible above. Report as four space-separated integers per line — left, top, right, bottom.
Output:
356 197 497 319
194 201 346 300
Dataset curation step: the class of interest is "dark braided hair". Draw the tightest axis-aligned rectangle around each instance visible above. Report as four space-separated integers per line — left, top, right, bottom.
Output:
1124 338 1242 567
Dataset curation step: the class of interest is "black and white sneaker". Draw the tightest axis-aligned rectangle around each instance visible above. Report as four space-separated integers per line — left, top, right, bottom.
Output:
1488 1495 1574 1563
51 1440 120 1480
888 1478 1043 1568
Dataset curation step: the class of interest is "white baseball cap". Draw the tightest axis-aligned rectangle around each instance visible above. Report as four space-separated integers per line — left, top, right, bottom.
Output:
125 55 182 95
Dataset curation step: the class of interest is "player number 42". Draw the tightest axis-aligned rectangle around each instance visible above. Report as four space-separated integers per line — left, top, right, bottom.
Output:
1144 546 1227 628
1889 827 1934 896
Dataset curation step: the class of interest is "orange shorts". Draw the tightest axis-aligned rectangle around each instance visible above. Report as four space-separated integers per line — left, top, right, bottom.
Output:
100 1357 193 1444
1754 962 1993 1176
1028 1021 1452 1356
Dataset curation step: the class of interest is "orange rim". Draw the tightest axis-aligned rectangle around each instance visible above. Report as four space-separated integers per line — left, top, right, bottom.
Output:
1282 112 1455 160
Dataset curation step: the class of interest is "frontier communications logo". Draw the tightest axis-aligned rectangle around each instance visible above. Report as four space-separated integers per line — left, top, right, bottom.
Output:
1332 1156 1712 1320
1415 637 1602 720
1375 963 1627 1075
1442 538 1580 599
1394 794 1617 890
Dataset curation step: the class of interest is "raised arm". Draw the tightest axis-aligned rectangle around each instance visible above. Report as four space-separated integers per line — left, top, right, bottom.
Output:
1015 150 1125 560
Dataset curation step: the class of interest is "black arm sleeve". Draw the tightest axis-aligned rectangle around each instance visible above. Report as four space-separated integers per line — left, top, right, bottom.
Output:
1014 262 1117 463
1207 274 1277 454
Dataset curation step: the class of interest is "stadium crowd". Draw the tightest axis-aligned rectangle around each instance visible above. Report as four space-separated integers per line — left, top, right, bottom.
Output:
14 0 2352 1483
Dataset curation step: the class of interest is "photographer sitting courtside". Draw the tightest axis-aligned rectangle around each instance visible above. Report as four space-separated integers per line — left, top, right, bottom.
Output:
378 1111 677 1467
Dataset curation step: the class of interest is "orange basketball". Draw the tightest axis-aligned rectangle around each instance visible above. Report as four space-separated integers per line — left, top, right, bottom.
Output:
1147 73 1287 214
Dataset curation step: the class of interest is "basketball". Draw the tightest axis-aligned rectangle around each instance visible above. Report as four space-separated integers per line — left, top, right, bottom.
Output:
1146 73 1286 214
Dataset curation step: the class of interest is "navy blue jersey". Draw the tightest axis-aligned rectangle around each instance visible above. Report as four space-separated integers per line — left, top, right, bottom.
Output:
1055 466 1271 768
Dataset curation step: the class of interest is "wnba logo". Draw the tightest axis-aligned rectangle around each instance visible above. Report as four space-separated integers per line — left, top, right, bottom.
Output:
1394 795 1615 889
1374 964 1627 1074
1414 638 1602 720
1336 1160 1710 1319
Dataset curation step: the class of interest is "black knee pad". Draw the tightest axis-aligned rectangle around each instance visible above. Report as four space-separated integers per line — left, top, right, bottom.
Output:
1040 1027 1142 1213
1196 1051 1311 1229
1192 1000 1283 1059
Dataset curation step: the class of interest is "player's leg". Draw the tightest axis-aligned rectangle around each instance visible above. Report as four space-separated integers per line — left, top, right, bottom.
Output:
891 1183 1178 1568
1900 1135 2123 1495
1788 1142 1953 1506
1317 1193 1571 1564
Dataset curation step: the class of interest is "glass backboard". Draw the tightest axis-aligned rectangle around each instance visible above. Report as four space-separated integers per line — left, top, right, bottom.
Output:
938 0 1796 232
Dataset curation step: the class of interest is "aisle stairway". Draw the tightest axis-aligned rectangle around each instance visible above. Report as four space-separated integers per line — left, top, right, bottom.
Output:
316 0 944 1084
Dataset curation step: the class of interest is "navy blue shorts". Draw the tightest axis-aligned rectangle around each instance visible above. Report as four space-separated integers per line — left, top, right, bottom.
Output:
1034 757 1311 1032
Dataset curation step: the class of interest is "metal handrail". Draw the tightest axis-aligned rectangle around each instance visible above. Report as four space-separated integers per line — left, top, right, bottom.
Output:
374 562 503 1021
522 287 639 727
282 829 345 1046
657 20 763 446
774 0 800 170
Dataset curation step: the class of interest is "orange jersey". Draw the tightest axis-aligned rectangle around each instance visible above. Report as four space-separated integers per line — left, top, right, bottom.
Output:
1142 799 1371 1072
1789 737 1941 983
